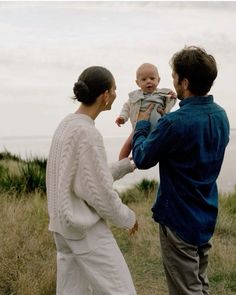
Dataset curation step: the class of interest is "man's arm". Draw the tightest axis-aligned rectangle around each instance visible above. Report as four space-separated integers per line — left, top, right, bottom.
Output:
132 104 174 169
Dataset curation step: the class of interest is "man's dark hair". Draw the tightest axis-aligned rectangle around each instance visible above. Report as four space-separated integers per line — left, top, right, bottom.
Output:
170 46 217 95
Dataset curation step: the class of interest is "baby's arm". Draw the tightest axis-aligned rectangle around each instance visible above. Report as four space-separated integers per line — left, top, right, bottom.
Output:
118 131 133 160
115 100 131 127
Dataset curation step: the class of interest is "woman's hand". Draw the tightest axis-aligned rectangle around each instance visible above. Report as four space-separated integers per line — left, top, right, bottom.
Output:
128 220 138 235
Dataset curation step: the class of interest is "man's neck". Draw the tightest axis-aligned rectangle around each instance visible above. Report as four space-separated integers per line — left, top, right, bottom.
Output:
183 90 194 99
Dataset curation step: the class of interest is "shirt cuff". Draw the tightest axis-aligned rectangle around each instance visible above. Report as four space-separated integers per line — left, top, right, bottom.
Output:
135 120 151 130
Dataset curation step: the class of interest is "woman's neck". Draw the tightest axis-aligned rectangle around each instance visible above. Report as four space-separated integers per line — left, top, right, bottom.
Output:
75 104 100 120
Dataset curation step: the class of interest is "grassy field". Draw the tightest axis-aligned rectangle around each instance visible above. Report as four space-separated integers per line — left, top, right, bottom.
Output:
0 152 236 294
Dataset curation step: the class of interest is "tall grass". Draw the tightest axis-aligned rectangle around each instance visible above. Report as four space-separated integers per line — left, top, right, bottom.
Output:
0 151 235 294
0 193 56 295
119 178 158 205
209 192 236 293
0 151 46 195
0 190 235 294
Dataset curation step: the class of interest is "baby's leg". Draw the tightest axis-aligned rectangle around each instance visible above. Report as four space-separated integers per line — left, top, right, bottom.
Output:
118 131 133 160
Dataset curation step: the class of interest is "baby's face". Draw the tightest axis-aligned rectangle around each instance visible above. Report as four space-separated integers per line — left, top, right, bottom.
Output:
136 65 160 94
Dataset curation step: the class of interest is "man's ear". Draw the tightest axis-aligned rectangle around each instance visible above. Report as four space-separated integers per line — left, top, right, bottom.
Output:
182 78 189 90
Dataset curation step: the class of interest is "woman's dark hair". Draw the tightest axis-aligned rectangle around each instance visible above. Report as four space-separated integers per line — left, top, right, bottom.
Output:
170 46 217 95
73 66 114 105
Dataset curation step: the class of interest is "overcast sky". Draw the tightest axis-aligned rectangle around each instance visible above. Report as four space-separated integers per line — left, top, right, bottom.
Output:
0 1 236 138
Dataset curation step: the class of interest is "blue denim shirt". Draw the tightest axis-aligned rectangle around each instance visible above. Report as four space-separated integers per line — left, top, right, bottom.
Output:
132 95 230 246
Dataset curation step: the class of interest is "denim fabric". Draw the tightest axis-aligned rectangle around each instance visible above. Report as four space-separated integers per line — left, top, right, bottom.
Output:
132 95 230 245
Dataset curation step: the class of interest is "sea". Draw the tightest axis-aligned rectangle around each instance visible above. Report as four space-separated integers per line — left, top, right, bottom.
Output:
1 130 236 194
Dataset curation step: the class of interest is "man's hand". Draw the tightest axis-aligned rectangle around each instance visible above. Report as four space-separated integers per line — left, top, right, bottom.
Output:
137 103 155 121
157 107 165 117
115 117 125 127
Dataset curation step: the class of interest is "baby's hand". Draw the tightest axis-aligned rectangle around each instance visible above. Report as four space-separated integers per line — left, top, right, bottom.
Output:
168 90 177 99
115 117 125 127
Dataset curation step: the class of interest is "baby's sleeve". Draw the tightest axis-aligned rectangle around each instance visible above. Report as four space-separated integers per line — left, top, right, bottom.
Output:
119 99 131 122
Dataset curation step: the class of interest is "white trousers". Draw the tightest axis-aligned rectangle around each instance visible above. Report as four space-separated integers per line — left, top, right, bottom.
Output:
53 226 137 295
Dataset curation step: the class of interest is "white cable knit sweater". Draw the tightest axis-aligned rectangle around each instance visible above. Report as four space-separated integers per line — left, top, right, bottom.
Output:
46 113 136 240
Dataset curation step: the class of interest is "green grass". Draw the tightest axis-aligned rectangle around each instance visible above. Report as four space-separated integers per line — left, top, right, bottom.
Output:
0 151 235 294
0 151 46 195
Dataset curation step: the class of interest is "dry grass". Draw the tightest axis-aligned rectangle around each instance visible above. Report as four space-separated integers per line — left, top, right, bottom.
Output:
0 190 235 294
0 192 56 295
112 197 168 295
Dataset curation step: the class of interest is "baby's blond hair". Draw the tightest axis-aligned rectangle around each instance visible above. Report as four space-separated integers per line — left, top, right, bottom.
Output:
136 63 159 79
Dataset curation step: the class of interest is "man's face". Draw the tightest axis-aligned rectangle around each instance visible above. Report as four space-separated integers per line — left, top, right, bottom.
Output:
172 71 184 100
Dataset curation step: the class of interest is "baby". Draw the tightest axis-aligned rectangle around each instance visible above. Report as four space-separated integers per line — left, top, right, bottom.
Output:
115 63 176 160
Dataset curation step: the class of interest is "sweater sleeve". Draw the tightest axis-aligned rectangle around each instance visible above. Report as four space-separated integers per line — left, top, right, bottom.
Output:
73 144 136 230
109 158 135 181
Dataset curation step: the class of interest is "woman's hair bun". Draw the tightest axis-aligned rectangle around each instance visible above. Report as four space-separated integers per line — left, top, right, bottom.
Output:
72 66 113 105
73 80 89 102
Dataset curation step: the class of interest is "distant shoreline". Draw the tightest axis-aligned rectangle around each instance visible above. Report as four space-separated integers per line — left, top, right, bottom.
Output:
1 131 236 194
1 128 236 141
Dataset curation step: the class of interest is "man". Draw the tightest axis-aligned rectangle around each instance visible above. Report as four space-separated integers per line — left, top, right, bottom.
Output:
132 46 230 294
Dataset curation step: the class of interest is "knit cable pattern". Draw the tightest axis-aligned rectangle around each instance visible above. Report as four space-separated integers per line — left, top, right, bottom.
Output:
47 114 135 239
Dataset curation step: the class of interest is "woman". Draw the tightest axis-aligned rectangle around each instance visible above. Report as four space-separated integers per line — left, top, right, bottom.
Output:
46 66 138 294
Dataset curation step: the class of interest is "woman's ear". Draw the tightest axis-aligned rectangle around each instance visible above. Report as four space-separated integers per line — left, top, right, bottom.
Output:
101 90 109 106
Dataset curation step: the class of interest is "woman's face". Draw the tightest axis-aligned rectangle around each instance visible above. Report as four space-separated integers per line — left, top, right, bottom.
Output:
105 79 117 110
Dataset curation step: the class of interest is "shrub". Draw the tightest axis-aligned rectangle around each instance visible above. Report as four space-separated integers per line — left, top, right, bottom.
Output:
18 159 46 194
0 151 47 195
120 178 158 204
0 150 21 161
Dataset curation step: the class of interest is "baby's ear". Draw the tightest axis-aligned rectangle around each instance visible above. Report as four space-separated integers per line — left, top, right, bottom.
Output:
135 79 140 87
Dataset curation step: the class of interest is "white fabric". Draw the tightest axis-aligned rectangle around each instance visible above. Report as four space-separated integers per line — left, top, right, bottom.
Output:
46 113 136 240
54 221 137 295
119 88 177 129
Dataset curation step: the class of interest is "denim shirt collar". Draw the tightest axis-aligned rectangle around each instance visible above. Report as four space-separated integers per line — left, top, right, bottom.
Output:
179 95 213 107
